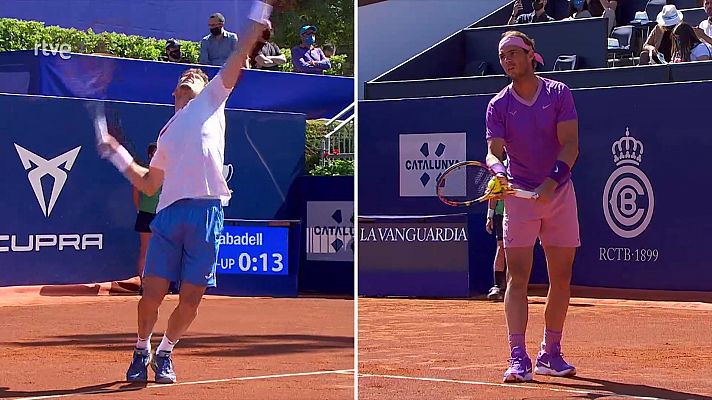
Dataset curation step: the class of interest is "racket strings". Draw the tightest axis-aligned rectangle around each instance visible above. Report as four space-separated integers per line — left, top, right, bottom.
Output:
469 167 492 198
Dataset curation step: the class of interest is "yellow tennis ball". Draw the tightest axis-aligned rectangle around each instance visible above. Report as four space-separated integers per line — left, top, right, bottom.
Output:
488 177 502 193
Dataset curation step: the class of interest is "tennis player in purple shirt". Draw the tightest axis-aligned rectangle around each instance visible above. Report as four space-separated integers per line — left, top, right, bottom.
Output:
485 31 580 383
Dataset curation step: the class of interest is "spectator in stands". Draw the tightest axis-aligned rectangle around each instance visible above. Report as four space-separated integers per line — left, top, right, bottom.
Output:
323 43 336 58
588 0 616 34
639 5 682 64
671 22 712 62
292 25 331 74
249 20 287 71
162 39 190 63
566 0 592 19
199 13 239 66
508 0 555 25
693 0 712 49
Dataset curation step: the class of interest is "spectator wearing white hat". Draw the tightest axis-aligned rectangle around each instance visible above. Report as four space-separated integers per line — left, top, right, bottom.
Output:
639 5 683 65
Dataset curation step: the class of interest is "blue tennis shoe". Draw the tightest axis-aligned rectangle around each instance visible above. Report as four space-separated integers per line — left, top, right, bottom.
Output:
151 350 177 384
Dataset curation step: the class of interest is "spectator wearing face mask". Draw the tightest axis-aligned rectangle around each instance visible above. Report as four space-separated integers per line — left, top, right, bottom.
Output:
249 21 287 71
199 12 239 66
508 0 555 25
162 39 190 63
566 0 592 19
291 25 331 74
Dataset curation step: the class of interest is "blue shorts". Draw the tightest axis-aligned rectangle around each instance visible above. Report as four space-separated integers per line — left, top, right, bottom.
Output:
144 199 224 287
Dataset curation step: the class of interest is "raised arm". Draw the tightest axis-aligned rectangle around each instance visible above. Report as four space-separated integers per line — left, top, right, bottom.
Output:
220 0 275 89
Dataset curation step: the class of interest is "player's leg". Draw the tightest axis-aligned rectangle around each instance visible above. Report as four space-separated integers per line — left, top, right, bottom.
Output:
488 214 507 300
127 208 182 382
534 246 576 377
138 276 171 340
152 199 223 384
501 197 541 382
138 232 151 278
488 242 506 300
127 277 171 382
535 181 580 377
151 282 206 384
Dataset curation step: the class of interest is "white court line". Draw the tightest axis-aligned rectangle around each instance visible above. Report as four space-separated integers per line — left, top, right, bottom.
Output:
12 369 355 400
358 373 673 400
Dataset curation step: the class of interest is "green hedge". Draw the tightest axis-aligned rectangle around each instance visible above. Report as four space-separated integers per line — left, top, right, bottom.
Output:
0 18 347 76
305 120 353 175
0 18 351 175
309 159 354 176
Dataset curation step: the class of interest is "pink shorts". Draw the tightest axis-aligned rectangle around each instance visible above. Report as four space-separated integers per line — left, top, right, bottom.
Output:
502 180 580 248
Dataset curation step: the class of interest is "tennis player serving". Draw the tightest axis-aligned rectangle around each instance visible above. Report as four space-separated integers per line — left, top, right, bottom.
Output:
93 0 274 384
485 31 580 382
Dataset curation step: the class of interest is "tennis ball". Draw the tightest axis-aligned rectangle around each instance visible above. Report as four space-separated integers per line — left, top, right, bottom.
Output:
487 177 502 193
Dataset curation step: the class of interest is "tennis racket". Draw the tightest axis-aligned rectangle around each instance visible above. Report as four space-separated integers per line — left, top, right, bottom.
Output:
436 161 538 207
87 101 136 159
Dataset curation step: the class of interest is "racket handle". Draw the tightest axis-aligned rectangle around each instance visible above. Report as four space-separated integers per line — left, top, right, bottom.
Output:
512 189 539 200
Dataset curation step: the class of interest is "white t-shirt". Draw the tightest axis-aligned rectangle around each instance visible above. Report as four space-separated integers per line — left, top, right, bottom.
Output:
700 19 712 37
691 42 712 61
700 19 712 53
150 72 233 212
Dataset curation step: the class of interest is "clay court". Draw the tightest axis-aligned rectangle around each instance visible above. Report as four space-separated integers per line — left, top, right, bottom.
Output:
0 285 354 400
358 290 712 400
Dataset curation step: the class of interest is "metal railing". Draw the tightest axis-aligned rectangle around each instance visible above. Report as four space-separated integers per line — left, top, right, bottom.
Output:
320 102 355 166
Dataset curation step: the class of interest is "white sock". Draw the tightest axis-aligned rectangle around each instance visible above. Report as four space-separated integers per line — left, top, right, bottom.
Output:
157 334 178 353
136 334 151 351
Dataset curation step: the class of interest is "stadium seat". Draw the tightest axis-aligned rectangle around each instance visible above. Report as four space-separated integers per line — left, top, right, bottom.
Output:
609 25 636 66
673 0 700 10
645 0 666 22
553 55 577 71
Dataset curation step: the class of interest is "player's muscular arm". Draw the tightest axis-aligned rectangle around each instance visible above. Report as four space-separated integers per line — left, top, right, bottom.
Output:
535 120 578 202
221 1 275 90
487 138 509 190
97 134 164 195
124 164 164 196
486 138 506 168
556 119 579 169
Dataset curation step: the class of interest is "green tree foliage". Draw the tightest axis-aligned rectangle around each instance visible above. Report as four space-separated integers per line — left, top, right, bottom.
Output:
0 8 352 76
272 0 353 76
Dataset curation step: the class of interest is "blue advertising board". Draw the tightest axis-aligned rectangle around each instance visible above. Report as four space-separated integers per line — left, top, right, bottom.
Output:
209 220 301 297
359 214 470 298
0 93 305 287
217 225 290 276
359 79 712 293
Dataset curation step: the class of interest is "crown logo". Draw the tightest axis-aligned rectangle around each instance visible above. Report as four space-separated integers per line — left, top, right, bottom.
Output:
612 128 643 166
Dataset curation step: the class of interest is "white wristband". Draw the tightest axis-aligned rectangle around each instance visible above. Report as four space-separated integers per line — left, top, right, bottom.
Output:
487 209 496 218
248 1 273 25
109 145 133 172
